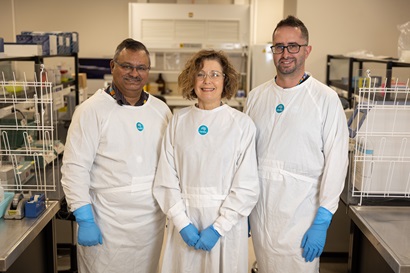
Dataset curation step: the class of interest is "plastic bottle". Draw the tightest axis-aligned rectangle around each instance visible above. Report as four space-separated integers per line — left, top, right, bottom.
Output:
156 73 165 94
54 68 61 84
58 64 69 82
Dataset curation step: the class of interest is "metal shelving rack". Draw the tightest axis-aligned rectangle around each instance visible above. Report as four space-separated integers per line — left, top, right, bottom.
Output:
0 53 79 196
0 53 79 105
0 65 60 200
348 71 410 205
326 55 410 108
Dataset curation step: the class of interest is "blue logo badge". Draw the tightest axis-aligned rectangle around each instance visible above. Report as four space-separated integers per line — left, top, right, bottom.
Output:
198 125 208 135
136 122 144 131
276 104 285 113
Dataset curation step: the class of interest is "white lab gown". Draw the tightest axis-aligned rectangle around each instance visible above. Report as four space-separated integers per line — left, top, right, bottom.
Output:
153 104 259 273
61 89 172 273
244 76 349 273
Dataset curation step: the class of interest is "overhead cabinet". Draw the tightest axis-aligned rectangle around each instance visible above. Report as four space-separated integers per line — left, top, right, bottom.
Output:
129 3 249 48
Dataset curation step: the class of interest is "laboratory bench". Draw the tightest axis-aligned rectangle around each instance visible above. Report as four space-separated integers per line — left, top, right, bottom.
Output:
0 200 60 273
347 205 410 273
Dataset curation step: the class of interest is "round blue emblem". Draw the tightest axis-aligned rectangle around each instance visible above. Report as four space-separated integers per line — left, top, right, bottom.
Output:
136 122 144 131
198 125 208 135
276 104 285 113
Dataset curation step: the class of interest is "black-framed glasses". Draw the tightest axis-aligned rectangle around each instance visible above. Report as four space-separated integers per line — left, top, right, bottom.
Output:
270 44 308 54
196 70 225 81
114 60 150 74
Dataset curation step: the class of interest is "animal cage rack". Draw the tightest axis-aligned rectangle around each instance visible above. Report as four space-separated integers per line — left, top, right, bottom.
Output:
0 65 59 200
348 70 410 205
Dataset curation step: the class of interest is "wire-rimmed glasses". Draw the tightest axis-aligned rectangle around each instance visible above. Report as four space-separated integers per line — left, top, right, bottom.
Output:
196 70 225 81
114 60 150 74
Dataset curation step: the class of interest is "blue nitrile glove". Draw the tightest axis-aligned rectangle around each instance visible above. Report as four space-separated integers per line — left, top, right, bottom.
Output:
73 204 103 246
301 206 333 262
180 223 200 247
195 225 221 251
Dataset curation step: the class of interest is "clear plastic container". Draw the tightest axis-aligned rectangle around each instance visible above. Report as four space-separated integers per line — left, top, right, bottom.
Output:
0 192 14 218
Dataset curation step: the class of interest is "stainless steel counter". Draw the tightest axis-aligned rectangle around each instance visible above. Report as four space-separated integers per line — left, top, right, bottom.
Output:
0 200 60 272
348 205 410 273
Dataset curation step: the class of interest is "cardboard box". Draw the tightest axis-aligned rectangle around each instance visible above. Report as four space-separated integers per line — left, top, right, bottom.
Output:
77 73 87 89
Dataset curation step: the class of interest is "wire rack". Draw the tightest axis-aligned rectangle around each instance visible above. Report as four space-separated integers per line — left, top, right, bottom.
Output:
348 70 410 205
0 65 58 199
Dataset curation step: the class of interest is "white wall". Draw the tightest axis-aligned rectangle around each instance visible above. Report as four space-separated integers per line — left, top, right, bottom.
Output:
0 0 14 42
251 0 284 44
1 0 409 82
297 0 410 82
0 0 133 58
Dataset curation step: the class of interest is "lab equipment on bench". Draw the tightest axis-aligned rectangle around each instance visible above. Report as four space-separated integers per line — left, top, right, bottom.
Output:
348 70 410 205
25 193 46 218
0 191 13 218
4 192 27 219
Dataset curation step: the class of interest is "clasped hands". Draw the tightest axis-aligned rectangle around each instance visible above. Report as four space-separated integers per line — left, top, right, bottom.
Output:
180 223 221 251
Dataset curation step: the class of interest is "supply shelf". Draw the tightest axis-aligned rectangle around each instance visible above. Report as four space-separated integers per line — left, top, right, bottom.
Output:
326 54 410 108
0 53 79 105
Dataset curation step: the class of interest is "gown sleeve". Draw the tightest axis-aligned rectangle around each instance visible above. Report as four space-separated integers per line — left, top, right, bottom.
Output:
153 116 191 231
61 101 101 211
213 117 260 236
318 94 349 214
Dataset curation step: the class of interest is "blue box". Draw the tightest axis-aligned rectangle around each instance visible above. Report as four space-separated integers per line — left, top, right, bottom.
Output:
25 193 46 218
32 34 51 56
72 32 79 53
16 34 33 44
54 32 66 55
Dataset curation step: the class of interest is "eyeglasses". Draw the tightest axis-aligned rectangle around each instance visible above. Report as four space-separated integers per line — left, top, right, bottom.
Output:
114 60 150 74
196 70 225 81
270 44 308 54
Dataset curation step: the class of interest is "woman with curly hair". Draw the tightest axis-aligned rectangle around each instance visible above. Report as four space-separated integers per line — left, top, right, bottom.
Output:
153 49 259 273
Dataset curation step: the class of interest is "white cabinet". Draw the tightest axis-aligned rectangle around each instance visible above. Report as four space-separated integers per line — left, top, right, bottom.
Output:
129 3 251 95
129 3 250 48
